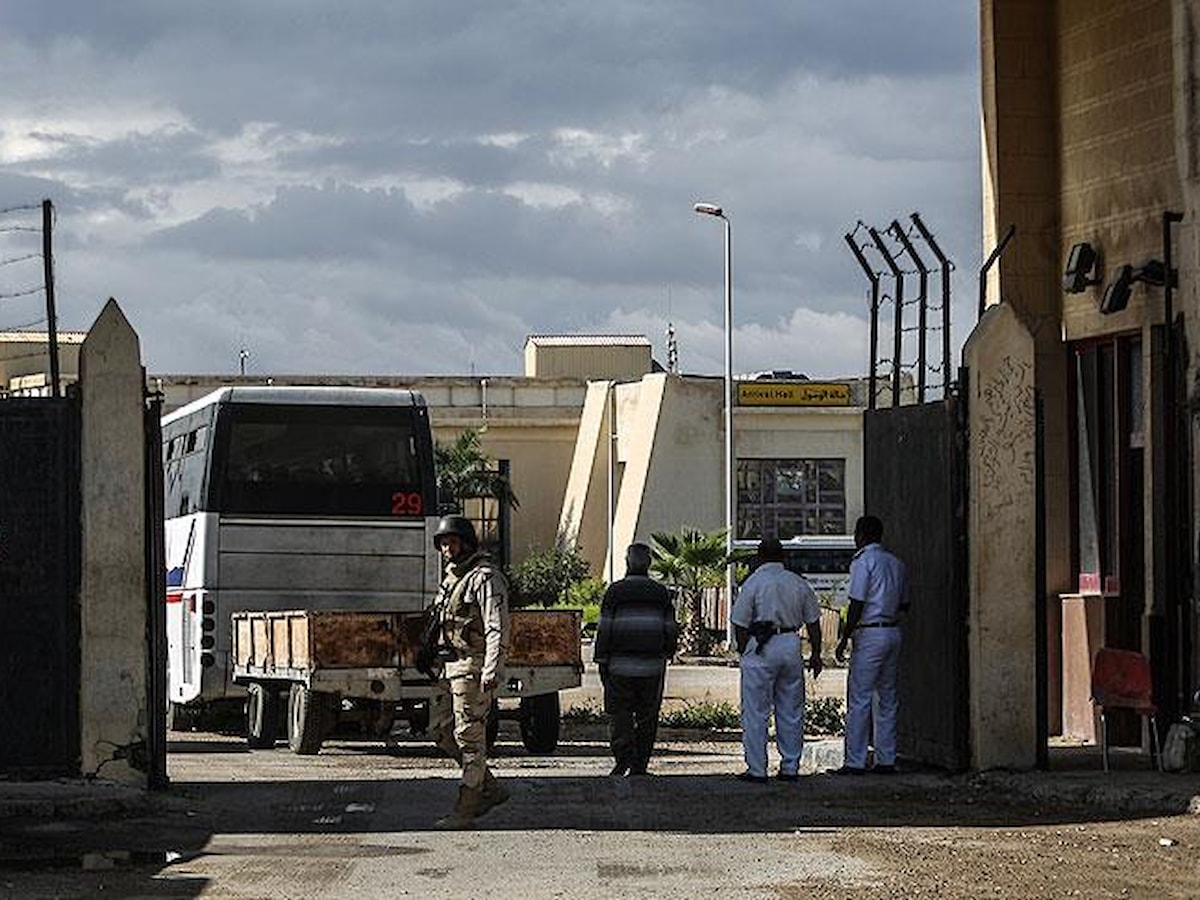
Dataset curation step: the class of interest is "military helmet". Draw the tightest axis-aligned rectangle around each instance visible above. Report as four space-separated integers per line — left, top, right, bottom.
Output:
434 514 478 548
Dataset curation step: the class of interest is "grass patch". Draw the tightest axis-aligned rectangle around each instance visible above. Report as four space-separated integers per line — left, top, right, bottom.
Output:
659 700 740 730
564 696 844 735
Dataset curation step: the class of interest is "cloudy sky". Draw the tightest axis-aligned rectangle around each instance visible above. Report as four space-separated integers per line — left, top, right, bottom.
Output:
0 2 981 382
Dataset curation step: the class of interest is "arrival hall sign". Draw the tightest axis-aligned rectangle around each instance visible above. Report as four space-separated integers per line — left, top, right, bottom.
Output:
737 381 852 407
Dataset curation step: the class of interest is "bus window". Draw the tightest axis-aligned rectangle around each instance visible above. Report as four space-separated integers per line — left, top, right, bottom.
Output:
211 403 433 517
734 537 856 607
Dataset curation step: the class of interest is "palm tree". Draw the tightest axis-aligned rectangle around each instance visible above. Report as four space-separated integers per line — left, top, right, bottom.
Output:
434 428 519 514
649 526 730 657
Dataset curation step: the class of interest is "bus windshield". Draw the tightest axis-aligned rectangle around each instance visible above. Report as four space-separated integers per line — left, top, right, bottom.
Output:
212 403 431 517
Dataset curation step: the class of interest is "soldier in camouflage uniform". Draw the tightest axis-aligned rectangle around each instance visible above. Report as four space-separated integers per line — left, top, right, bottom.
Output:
428 515 511 830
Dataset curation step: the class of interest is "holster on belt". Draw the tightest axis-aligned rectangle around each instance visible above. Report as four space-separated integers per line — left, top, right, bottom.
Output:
748 621 777 654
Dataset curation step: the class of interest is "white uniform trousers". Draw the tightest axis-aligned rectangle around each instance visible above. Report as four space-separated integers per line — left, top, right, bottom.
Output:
739 632 804 778
844 627 902 768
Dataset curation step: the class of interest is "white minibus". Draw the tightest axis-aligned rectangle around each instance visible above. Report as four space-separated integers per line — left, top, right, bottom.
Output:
163 386 440 722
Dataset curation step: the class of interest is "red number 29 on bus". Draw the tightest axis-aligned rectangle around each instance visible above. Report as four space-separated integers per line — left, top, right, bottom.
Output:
391 491 424 517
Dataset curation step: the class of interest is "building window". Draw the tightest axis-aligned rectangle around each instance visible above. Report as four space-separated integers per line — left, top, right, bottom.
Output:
736 458 846 539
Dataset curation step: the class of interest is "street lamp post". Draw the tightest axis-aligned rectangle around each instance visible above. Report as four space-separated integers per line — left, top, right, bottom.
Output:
693 201 735 648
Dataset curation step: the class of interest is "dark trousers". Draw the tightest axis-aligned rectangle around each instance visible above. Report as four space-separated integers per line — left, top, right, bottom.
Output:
603 671 665 773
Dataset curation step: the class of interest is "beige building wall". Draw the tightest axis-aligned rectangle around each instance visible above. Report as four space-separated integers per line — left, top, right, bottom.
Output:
981 0 1198 754
524 335 653 380
558 381 617 577
0 331 85 394
560 372 866 578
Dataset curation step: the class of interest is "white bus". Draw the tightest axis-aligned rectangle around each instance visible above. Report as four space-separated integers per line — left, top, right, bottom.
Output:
734 534 857 607
163 386 440 722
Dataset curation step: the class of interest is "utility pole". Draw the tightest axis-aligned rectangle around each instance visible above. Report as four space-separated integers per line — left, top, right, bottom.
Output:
42 199 60 398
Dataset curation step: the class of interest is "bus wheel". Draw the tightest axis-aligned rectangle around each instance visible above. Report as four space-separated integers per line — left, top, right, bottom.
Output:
518 693 560 754
245 683 280 749
287 684 332 755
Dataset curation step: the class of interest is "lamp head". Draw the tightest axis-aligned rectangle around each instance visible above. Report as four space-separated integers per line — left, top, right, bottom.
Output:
1063 242 1101 294
1100 265 1134 315
693 202 724 217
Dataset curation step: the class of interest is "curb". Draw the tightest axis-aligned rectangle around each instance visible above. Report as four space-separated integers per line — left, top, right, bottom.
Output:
968 771 1200 817
0 780 154 820
802 738 845 773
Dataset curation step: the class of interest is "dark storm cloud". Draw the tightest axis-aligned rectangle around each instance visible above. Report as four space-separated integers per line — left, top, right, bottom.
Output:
7 1 974 134
148 179 707 287
280 136 532 189
1 1 981 376
24 126 217 185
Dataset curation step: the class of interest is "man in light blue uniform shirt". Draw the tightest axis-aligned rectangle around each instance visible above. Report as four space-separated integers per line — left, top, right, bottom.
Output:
833 515 910 775
731 537 823 783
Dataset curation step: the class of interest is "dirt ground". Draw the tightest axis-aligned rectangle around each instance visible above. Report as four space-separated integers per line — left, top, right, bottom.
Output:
1 722 1198 899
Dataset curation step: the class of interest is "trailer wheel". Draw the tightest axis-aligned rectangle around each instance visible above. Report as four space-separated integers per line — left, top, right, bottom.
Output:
287 684 333 755
167 702 199 733
519 693 560 754
245 683 280 749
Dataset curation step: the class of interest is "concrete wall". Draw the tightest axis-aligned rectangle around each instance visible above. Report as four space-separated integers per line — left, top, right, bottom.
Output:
980 0 1199 743
0 331 85 394
78 300 150 787
558 381 616 578
1176 1 1200 695
524 338 652 380
965 303 1039 770
616 374 725 548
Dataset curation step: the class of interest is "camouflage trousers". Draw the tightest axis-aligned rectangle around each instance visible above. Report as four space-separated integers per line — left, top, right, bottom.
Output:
430 673 493 789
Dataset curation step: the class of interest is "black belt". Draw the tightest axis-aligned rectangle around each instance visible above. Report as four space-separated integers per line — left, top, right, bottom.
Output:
763 625 799 635
857 621 899 629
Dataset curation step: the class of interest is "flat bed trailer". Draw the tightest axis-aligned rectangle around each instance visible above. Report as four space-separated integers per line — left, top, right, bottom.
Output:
232 608 583 754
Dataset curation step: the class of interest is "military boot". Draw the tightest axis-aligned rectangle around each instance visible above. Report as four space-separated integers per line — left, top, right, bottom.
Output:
434 785 483 830
476 771 510 817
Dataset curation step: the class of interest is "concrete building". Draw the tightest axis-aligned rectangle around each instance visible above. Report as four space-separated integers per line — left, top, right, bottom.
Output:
558 373 864 580
0 330 85 396
524 334 655 380
979 0 1199 753
153 353 870 577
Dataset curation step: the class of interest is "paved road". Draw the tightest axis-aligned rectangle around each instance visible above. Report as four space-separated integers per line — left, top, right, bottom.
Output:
2 722 1199 900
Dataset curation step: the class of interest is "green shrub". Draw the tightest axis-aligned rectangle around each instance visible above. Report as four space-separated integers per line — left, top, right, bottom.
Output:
510 540 590 607
566 576 605 609
659 700 740 730
806 696 845 735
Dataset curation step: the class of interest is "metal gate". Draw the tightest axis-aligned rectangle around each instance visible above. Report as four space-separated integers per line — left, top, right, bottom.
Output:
864 391 969 770
0 397 81 777
144 389 168 788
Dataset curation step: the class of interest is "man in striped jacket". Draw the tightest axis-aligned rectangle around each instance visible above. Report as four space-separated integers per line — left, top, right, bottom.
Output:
593 543 679 776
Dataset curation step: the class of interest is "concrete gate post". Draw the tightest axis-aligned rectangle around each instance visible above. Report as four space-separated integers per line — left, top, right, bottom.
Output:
78 298 150 787
964 303 1038 770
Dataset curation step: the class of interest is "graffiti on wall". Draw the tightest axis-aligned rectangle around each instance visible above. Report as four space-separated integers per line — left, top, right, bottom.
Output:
976 354 1035 518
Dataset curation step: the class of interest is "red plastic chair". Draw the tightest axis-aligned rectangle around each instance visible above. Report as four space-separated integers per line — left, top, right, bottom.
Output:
1090 648 1163 772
